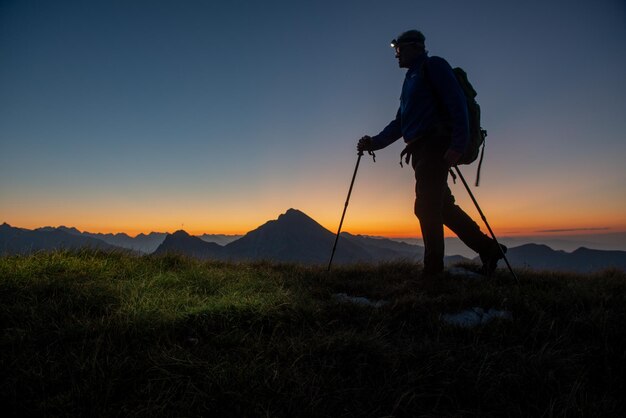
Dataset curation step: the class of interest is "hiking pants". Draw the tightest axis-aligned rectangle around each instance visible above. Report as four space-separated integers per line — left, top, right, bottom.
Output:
412 145 493 274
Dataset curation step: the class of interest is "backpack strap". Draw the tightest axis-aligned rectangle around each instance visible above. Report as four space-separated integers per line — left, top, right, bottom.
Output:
422 59 485 187
475 138 485 187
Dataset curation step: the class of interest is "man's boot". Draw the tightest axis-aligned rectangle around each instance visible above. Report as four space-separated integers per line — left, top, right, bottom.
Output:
480 243 508 276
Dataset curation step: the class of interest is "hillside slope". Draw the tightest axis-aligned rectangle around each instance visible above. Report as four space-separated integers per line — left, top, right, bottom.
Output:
1 251 624 417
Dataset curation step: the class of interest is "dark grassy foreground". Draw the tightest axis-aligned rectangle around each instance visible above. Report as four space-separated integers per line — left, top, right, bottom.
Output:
1 251 625 417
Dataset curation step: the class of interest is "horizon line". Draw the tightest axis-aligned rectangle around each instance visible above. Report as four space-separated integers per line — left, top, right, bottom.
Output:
4 221 626 240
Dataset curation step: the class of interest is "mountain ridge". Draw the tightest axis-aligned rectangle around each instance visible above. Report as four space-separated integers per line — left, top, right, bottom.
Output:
1 224 123 255
2 211 625 272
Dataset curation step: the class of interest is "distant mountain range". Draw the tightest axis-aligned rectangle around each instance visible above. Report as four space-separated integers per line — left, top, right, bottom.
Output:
197 234 242 246
23 227 241 254
1 223 122 254
503 243 626 273
153 209 425 265
2 209 625 273
35 226 167 254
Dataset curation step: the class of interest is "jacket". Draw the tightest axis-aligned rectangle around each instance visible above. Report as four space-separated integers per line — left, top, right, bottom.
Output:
370 52 469 154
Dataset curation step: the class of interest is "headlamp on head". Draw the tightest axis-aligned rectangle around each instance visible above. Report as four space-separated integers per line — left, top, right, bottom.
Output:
390 39 417 50
390 30 425 49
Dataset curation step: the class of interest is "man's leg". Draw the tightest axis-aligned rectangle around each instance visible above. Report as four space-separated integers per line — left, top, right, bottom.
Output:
441 186 507 275
413 152 449 275
441 188 493 254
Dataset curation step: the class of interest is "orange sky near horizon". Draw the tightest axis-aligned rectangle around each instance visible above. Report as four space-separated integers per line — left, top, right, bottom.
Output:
3 143 625 238
4 195 625 238
3 145 625 238
5 216 625 239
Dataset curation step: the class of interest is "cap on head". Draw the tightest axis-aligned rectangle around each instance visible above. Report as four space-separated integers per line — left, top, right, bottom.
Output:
390 30 425 48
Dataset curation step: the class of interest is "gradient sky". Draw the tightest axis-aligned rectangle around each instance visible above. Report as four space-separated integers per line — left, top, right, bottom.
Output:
1 0 625 238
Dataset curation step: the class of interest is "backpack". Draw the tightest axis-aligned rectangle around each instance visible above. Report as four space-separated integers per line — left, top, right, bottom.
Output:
424 63 487 186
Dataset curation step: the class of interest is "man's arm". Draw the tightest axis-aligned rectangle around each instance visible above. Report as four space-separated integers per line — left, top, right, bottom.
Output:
366 107 403 151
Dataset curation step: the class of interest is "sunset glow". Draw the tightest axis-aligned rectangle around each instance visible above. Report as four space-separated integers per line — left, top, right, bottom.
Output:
1 1 625 244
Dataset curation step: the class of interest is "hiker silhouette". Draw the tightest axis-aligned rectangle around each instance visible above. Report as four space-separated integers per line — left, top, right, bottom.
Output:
357 30 505 278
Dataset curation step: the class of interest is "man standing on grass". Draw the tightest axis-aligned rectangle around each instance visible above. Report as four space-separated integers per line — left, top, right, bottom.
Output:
357 30 505 278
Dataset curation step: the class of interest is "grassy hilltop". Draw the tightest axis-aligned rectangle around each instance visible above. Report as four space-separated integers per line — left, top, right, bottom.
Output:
1 251 625 417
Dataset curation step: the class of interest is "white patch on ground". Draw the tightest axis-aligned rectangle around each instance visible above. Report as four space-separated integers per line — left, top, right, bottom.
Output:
332 293 388 308
448 267 484 279
441 308 513 327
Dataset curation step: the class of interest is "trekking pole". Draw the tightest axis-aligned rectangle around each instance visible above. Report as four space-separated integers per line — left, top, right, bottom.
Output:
453 166 519 283
328 150 368 272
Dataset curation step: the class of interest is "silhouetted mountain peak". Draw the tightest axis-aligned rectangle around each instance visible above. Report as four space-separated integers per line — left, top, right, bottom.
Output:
516 243 561 253
58 226 82 235
137 232 165 238
0 223 18 233
281 208 306 218
273 208 323 230
572 246 609 254
155 229 223 259
1 223 124 255
168 230 190 239
35 226 82 235
223 208 359 264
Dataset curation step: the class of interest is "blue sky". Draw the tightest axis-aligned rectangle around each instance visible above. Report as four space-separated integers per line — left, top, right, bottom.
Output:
1 0 625 237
